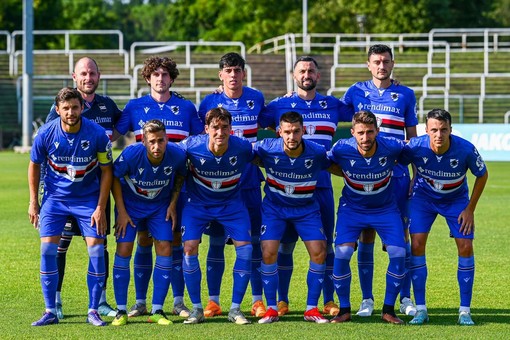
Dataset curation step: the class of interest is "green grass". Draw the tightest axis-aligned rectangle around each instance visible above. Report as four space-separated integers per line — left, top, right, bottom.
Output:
1 151 509 339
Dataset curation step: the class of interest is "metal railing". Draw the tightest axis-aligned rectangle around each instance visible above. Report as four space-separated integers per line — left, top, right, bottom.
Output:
0 31 11 54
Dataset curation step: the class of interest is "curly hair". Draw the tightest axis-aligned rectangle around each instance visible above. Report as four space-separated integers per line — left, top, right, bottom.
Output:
141 56 179 81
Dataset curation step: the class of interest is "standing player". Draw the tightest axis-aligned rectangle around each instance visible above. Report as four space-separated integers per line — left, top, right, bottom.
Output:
28 87 113 326
110 120 187 326
341 44 418 317
45 57 122 319
401 109 488 326
254 111 330 324
197 52 267 318
327 110 406 324
179 107 254 325
258 56 353 316
115 55 203 318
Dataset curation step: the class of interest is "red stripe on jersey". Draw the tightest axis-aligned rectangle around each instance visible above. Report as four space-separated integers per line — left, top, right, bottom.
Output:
266 177 316 195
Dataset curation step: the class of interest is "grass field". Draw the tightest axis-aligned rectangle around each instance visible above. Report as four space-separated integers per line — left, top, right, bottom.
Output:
1 151 509 339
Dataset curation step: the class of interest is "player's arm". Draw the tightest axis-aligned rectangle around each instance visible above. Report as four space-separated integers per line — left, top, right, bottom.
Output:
167 173 185 231
28 161 41 228
327 163 344 177
458 170 488 235
111 176 135 239
91 163 113 236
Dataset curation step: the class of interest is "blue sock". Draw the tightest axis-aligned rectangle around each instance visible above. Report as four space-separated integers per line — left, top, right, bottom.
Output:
171 246 185 298
183 255 201 305
232 244 252 305
250 241 263 298
399 241 412 300
323 247 335 304
113 253 131 308
152 255 172 308
333 245 354 308
134 244 152 301
261 262 278 307
357 241 374 300
206 236 225 297
384 246 406 306
458 256 475 308
410 255 427 306
40 242 59 310
307 261 326 306
277 242 295 303
87 244 105 310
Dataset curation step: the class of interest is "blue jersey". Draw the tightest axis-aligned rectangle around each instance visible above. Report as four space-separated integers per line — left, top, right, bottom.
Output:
31 117 112 201
328 136 405 210
253 138 330 207
400 134 487 202
179 134 254 205
113 142 187 206
342 81 417 177
116 92 203 142
46 93 122 140
259 92 353 188
198 86 265 189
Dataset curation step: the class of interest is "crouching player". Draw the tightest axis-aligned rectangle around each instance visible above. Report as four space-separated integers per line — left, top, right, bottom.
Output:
254 111 331 324
401 109 488 326
327 110 407 324
110 119 187 326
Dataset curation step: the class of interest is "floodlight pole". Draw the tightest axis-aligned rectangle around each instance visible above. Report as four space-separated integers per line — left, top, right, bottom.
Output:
22 0 34 148
303 0 310 53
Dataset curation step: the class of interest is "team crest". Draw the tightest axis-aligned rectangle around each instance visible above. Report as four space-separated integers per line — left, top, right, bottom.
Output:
229 156 238 166
450 159 459 168
260 225 267 235
284 185 295 195
433 181 444 190
304 159 313 169
390 92 399 101
164 166 172 175
181 225 186 236
211 181 222 190
319 100 327 109
379 157 387 167
81 140 90 151
306 124 316 135
363 183 374 192
476 156 485 171
246 100 254 109
233 129 244 137
171 106 180 115
67 165 76 180
99 103 107 112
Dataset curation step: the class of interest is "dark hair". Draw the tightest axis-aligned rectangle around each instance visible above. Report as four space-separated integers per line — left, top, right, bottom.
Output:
293 56 319 69
74 57 99 73
219 52 245 70
352 110 378 127
143 119 166 137
55 87 83 107
141 56 179 81
426 108 452 125
205 107 232 125
280 111 303 126
367 44 393 60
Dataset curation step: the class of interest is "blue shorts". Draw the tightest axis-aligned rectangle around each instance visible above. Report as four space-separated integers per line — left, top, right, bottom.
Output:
260 199 326 242
392 175 410 227
204 189 262 240
114 200 173 243
335 204 405 247
181 201 251 242
280 187 334 244
61 198 112 237
39 197 105 239
408 196 474 239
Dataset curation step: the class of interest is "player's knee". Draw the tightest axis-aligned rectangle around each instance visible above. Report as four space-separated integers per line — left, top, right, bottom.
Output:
88 244 104 257
335 245 354 260
279 242 296 255
456 239 473 257
386 245 406 258
137 232 153 247
236 244 253 261
41 242 58 256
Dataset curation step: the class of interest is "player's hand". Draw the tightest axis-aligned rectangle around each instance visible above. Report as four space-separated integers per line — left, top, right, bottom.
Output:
91 207 107 236
213 85 224 94
166 203 178 231
28 201 40 229
458 208 475 235
114 211 135 239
